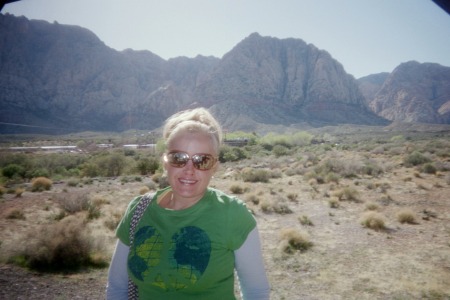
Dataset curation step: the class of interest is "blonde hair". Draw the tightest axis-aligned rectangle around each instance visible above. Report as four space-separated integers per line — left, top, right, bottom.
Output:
163 108 223 154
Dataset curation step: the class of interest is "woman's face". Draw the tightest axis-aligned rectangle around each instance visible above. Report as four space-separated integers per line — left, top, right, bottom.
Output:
164 132 218 204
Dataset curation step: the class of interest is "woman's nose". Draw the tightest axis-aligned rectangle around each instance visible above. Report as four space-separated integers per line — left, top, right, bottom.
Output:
183 159 195 172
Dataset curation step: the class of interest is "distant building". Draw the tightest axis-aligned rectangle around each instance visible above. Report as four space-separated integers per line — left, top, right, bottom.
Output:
5 146 79 153
224 139 249 147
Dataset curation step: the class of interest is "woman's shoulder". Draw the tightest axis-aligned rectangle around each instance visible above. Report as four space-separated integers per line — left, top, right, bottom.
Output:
207 188 249 210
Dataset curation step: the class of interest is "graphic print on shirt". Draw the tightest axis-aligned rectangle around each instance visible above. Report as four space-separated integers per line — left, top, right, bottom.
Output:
128 225 212 291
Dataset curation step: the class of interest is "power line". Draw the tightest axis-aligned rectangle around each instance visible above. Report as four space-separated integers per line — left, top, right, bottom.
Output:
0 121 69 130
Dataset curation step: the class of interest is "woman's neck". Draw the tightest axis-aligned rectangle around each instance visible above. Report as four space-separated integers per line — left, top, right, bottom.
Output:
159 190 204 210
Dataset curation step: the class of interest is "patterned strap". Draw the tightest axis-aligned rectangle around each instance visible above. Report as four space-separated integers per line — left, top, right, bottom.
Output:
127 192 155 300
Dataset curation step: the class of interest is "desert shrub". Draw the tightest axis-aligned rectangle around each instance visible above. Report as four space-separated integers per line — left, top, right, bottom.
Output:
390 135 405 143
260 200 273 213
31 177 52 192
397 209 417 224
219 146 248 162
16 216 102 272
139 186 150 195
328 197 340 208
273 202 293 214
298 215 314 226
304 171 324 184
260 133 292 149
241 168 270 183
360 212 386 231
104 210 123 231
29 168 50 179
15 188 25 197
420 163 437 174
246 194 260 205
230 184 245 194
87 204 101 220
404 151 431 167
2 164 25 179
280 228 313 253
362 160 384 176
333 187 360 202
365 202 379 211
59 194 90 214
81 162 101 178
325 172 340 184
66 178 80 187
272 145 289 157
151 173 162 183
6 208 25 220
145 181 158 191
52 210 66 221
287 193 298 202
136 157 159 175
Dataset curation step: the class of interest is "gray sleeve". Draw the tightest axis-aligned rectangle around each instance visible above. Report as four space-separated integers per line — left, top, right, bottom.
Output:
106 240 129 300
235 227 271 300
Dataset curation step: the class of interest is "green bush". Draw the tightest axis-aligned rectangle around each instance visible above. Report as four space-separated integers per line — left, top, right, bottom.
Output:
273 145 289 157
421 163 437 174
241 168 270 183
2 164 25 179
219 146 248 162
137 157 159 175
404 151 431 167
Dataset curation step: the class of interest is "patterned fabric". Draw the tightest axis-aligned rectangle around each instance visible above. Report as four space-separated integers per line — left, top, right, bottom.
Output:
127 192 154 300
116 187 256 299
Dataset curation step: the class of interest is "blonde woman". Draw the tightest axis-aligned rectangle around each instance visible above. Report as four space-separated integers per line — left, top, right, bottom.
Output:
107 108 270 299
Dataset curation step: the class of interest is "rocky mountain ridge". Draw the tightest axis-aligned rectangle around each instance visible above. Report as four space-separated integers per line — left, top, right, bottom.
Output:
1 13 449 134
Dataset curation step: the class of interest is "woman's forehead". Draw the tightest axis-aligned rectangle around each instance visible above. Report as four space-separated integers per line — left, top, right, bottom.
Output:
168 132 215 152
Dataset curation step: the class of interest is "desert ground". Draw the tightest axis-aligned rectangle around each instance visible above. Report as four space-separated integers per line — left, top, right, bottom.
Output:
0 126 449 299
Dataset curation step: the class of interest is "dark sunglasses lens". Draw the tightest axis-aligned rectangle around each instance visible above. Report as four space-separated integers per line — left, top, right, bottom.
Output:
192 154 215 170
168 152 189 167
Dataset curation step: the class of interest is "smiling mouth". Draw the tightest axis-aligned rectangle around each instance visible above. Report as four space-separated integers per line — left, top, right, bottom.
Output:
179 178 197 185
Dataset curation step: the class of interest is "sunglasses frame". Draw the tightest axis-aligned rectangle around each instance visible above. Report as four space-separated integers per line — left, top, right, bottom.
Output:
164 151 218 171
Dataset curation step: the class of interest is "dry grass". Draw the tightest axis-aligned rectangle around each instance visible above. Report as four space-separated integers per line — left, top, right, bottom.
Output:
360 211 387 231
1 128 450 299
279 227 313 253
397 208 418 224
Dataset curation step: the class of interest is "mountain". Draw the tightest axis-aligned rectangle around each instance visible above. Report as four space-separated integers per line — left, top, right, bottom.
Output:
194 33 387 129
366 61 450 124
4 14 449 134
357 73 390 105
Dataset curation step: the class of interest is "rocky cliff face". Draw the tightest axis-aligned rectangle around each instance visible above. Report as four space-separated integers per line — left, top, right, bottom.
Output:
357 73 390 105
194 33 386 129
367 61 450 124
4 14 448 134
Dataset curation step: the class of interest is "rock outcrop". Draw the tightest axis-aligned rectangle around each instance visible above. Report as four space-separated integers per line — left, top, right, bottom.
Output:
368 61 450 124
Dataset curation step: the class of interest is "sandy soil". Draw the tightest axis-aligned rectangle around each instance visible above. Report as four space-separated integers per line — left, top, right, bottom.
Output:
0 146 449 299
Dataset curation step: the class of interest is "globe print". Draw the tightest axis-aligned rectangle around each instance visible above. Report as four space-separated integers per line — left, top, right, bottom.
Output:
129 225 211 291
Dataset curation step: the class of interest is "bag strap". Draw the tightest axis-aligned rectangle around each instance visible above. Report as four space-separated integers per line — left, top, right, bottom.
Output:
127 192 155 299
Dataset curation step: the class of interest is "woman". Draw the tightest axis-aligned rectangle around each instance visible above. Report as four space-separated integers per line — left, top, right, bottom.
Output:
106 108 270 299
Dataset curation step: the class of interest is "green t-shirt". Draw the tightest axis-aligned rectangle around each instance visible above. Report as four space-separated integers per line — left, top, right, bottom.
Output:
116 187 256 299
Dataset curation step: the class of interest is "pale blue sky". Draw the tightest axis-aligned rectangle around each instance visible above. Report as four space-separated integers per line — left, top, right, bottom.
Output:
3 0 450 78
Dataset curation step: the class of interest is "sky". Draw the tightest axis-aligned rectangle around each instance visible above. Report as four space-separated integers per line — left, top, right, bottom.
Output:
2 0 450 78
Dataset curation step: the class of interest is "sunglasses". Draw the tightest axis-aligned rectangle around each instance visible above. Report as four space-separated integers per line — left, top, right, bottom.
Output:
164 151 217 171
